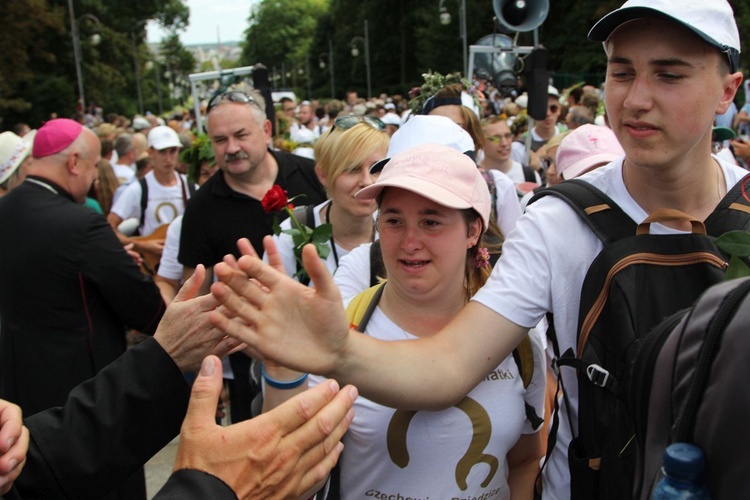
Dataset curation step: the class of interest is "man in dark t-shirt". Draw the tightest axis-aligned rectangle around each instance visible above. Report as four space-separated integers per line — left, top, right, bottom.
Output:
179 89 325 422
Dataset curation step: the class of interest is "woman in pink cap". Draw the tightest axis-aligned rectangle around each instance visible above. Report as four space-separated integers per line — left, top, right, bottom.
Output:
262 144 545 499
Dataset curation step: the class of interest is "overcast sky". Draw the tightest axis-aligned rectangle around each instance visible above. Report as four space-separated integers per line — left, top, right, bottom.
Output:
147 0 257 45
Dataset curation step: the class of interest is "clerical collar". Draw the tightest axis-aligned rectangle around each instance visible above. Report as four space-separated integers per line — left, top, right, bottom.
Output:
25 175 75 202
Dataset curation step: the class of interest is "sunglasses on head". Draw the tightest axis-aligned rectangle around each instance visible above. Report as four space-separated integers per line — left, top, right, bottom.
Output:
332 114 385 132
486 133 513 144
207 91 260 114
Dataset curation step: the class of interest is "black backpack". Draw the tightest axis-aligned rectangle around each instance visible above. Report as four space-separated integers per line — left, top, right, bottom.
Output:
629 277 750 499
530 175 750 499
137 174 196 234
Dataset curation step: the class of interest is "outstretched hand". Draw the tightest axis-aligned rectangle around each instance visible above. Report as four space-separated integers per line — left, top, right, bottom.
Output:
174 355 357 499
154 264 242 372
209 237 350 376
0 399 29 495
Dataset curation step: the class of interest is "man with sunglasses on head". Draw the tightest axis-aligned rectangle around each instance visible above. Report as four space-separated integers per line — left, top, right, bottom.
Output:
179 89 326 422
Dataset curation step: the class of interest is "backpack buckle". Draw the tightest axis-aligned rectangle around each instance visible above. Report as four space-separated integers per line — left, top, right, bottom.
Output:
586 364 610 387
551 357 561 377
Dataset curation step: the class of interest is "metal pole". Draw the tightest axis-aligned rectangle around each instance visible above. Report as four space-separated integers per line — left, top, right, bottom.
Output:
328 38 335 99
68 0 85 112
132 32 144 115
364 20 372 99
460 0 467 77
306 58 311 100
154 58 163 115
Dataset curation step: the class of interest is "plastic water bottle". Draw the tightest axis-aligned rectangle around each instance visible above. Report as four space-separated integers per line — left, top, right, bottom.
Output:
652 443 710 499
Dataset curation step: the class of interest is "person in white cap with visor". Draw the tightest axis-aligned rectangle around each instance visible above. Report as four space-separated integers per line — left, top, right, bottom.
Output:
207 1 745 498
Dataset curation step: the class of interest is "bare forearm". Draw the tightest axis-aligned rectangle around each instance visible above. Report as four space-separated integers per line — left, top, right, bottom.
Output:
332 303 528 410
508 432 544 500
508 457 540 500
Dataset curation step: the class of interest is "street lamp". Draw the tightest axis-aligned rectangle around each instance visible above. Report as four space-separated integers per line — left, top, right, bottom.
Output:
350 19 372 99
438 0 467 76
318 38 336 99
67 0 101 113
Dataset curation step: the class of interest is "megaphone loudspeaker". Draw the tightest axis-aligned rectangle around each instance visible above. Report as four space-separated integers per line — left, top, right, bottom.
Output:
493 0 549 33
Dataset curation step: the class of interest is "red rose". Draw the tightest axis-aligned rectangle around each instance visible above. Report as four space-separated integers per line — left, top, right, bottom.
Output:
261 185 289 212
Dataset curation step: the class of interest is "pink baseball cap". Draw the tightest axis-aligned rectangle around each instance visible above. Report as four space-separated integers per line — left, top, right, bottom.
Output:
33 119 84 159
556 124 625 180
356 143 491 232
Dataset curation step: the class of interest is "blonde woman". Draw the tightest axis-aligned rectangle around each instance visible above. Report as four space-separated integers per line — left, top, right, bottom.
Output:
268 115 388 282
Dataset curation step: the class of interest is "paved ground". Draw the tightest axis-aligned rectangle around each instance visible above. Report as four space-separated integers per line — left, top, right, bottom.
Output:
145 437 179 499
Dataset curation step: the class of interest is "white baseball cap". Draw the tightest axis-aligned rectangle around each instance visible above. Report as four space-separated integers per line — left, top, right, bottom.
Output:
370 115 475 174
148 126 182 150
381 113 402 127
588 0 740 72
356 143 491 232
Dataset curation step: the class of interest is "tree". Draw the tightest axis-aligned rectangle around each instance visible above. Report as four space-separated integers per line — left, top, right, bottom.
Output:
241 0 329 94
0 0 191 129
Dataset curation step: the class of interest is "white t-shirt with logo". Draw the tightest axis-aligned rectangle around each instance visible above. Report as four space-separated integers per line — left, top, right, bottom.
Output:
310 305 546 499
110 170 190 236
472 155 747 499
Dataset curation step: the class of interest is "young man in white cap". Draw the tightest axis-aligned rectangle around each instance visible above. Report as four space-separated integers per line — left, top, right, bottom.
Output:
207 1 744 498
108 125 193 257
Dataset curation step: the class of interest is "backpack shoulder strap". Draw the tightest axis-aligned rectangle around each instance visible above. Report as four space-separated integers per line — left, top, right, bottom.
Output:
305 204 315 227
512 336 535 389
522 165 537 183
478 167 498 222
139 177 148 232
511 335 544 431
704 173 750 235
529 179 637 245
345 283 386 332
369 240 386 288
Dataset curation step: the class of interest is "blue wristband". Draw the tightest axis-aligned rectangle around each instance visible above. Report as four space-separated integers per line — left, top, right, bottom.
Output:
261 363 309 390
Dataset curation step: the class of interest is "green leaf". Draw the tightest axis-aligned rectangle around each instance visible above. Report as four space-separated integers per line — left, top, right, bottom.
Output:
272 217 282 236
715 230 750 257
315 242 331 260
311 224 333 245
725 255 750 280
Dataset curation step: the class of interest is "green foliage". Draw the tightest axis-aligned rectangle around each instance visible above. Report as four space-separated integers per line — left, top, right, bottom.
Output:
716 230 750 280
0 0 192 127
241 0 328 73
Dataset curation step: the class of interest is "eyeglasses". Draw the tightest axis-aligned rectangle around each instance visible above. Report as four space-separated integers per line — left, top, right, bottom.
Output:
331 114 385 132
548 104 560 113
207 91 260 114
486 133 513 144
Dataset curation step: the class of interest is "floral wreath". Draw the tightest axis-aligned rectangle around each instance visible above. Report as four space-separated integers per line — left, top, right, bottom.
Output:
179 134 215 183
407 71 483 116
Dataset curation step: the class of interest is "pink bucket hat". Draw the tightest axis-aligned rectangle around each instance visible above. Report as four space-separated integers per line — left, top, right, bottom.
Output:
356 143 491 232
33 119 84 159
556 124 625 180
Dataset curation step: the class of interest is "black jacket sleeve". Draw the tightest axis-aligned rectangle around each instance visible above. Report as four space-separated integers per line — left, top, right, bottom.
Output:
153 469 237 500
13 338 190 499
